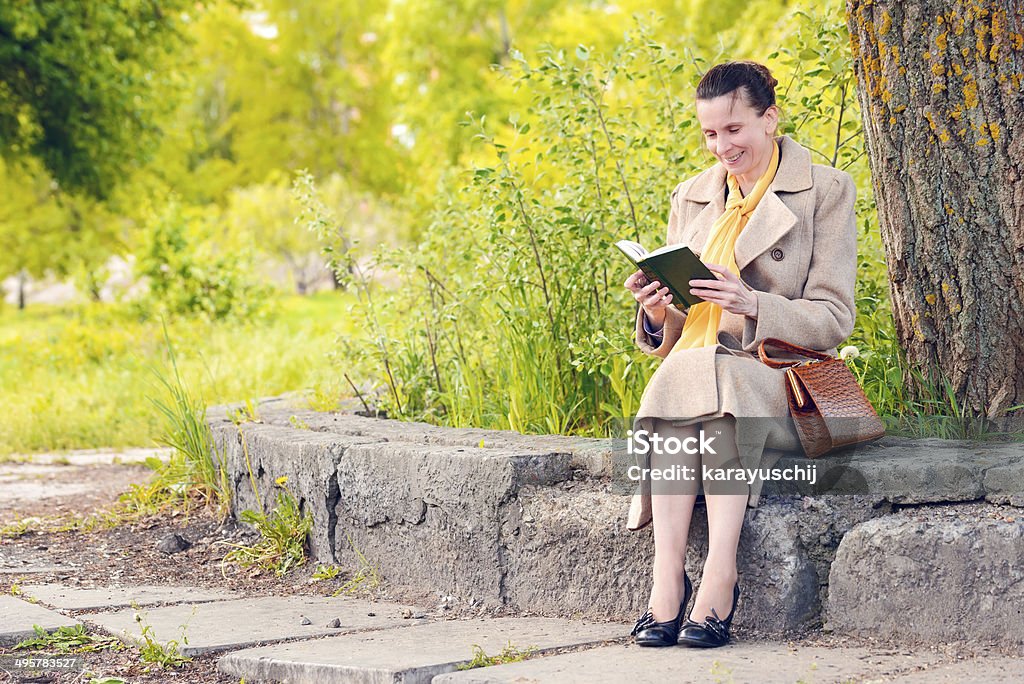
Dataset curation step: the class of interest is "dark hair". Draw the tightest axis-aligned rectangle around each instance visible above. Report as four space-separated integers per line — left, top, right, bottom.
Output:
695 61 778 115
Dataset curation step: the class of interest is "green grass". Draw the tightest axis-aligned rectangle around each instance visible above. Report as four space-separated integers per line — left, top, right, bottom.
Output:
0 290 357 457
331 532 382 596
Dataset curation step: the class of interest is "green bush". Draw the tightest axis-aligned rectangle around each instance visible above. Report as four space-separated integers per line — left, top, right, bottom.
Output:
135 198 272 321
307 10 880 437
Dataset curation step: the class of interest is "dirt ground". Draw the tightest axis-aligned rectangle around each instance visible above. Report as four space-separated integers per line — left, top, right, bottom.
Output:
0 458 350 683
0 455 505 683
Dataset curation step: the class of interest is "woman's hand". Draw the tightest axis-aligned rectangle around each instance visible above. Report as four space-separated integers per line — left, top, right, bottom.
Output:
689 264 758 318
624 270 672 329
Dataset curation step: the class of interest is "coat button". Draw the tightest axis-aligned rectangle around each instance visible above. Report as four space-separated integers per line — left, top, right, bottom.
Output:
771 248 785 261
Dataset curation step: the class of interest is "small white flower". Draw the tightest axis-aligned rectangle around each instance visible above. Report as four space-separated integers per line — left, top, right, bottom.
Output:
839 345 860 360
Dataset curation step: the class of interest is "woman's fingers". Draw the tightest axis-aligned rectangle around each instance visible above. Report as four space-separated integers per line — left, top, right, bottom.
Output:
705 264 733 279
642 287 671 308
631 280 662 301
692 286 743 311
624 270 650 290
689 275 728 289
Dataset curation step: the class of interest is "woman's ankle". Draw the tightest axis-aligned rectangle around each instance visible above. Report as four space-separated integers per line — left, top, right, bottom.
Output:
649 571 689 621
700 558 737 585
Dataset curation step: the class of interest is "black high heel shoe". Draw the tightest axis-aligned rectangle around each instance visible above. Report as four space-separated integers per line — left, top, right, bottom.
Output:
631 572 692 647
677 581 741 648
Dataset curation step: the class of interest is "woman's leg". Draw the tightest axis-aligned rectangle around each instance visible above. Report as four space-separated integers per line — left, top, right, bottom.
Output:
647 418 700 621
690 415 746 621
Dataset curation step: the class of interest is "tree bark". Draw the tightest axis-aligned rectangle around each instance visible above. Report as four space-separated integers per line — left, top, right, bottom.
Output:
846 0 1024 419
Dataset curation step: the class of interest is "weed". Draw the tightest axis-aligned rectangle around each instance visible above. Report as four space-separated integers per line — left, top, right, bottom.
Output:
709 658 734 683
145 322 231 518
305 384 343 412
134 607 192 668
229 398 262 425
794 661 820 684
455 642 537 670
0 517 46 539
332 532 381 596
221 477 313 576
14 625 123 654
312 564 341 581
7 582 38 603
289 415 310 430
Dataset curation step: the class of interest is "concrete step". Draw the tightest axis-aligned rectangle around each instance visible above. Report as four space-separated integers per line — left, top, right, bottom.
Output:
0 594 79 646
879 656 1024 682
216 616 626 684
432 643 942 684
20 583 237 611
81 595 421 656
433 642 1017 684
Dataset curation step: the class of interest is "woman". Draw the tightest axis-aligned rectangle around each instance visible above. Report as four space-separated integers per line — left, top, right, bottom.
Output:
623 61 857 648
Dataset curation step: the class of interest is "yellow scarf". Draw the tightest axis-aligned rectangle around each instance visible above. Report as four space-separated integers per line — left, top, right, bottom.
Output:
671 140 780 353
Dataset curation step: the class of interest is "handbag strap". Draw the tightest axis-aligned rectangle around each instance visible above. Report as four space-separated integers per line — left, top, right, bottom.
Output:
757 337 834 369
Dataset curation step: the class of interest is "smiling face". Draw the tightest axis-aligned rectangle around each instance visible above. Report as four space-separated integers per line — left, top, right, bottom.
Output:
695 91 779 189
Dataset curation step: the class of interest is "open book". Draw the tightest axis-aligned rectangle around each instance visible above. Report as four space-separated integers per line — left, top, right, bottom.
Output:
615 240 717 311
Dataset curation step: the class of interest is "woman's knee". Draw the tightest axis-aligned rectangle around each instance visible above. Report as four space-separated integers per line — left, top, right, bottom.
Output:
699 415 743 470
644 418 701 495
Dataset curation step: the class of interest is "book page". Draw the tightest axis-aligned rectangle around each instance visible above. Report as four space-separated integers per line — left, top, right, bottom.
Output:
647 242 694 258
614 240 648 261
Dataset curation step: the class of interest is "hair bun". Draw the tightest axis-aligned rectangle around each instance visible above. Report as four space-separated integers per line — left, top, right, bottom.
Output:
746 61 778 92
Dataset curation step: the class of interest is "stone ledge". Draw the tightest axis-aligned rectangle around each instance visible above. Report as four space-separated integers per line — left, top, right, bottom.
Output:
827 509 1024 647
208 398 1024 645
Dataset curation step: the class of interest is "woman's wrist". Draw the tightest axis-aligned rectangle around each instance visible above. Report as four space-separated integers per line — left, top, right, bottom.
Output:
643 308 666 331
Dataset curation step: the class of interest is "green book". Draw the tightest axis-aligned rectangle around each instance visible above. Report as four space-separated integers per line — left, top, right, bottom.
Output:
615 239 717 311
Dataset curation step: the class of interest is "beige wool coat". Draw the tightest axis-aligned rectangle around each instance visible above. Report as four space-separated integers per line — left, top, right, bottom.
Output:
627 134 858 530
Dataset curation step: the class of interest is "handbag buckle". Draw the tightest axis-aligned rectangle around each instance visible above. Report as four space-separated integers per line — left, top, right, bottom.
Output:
786 368 806 408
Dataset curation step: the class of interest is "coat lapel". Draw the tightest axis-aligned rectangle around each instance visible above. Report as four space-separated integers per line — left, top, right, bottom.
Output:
734 192 797 271
685 190 725 258
679 136 813 270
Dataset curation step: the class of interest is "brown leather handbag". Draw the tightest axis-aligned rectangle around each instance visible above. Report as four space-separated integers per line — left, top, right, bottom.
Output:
758 337 885 458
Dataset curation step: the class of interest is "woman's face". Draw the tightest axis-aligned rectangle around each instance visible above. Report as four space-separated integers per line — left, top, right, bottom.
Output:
695 91 778 181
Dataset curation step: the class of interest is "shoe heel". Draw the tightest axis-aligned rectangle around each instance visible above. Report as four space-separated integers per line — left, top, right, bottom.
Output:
678 580 741 648
633 571 692 647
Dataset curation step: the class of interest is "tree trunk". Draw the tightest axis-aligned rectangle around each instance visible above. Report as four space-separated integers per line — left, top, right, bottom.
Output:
846 0 1024 419
17 270 26 310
